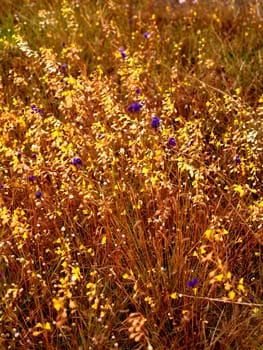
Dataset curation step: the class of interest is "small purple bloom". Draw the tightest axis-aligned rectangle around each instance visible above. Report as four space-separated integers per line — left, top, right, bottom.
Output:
0 272 3 279
62 41 66 47
150 116 160 130
32 153 37 160
31 105 43 114
235 155 241 165
0 184 3 189
119 48 127 59
72 157 82 166
127 102 142 113
36 191 42 199
61 64 67 70
28 175 36 182
168 137 177 147
135 88 141 94
17 152 22 160
187 278 198 288
143 31 150 39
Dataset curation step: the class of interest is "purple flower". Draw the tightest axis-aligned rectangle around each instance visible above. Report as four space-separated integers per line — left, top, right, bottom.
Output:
32 153 37 160
119 48 127 59
36 191 42 199
187 278 198 288
31 105 43 114
17 152 22 160
0 184 3 189
72 157 82 166
62 41 66 47
143 31 150 39
61 64 68 70
127 102 142 113
135 88 140 94
28 175 36 182
150 116 160 130
168 137 177 147
0 272 3 279
235 155 241 165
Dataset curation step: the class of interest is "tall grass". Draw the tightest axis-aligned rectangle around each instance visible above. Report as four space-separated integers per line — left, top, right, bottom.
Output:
0 0 262 349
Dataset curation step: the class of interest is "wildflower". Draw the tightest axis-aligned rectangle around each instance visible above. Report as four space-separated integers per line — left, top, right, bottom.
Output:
119 48 127 59
187 277 198 288
0 184 3 189
168 137 176 147
0 272 3 279
32 153 37 160
61 64 67 70
235 155 241 164
150 116 160 130
135 88 141 94
72 157 82 166
31 105 43 114
62 41 66 47
17 152 22 160
143 31 151 39
128 102 142 112
28 175 36 182
249 294 254 302
36 191 42 199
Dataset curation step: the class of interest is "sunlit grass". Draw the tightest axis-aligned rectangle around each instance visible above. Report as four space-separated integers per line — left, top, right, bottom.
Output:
0 0 262 349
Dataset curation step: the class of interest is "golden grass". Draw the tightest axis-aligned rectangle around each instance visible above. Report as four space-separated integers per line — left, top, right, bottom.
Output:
0 0 262 349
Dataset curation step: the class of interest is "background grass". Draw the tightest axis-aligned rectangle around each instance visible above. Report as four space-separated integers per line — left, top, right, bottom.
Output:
0 0 262 349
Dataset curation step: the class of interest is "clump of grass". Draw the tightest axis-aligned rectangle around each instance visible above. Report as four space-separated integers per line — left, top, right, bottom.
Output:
0 0 262 349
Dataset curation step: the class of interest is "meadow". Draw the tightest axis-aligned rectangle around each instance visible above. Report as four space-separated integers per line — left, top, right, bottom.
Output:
0 0 262 349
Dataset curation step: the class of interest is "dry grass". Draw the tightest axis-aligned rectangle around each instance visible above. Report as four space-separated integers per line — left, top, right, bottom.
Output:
0 0 262 349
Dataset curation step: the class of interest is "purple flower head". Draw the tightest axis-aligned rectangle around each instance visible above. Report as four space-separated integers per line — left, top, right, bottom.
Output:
151 116 160 130
135 88 141 94
32 153 37 160
187 277 198 288
36 191 42 199
28 175 36 182
72 157 82 166
61 64 68 70
119 48 127 59
0 184 3 189
168 137 177 147
143 31 151 39
62 41 66 48
17 152 22 160
128 102 142 113
31 105 43 114
235 155 241 165
0 272 3 279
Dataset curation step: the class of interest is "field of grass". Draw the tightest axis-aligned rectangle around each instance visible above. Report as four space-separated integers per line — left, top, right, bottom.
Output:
0 0 263 349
